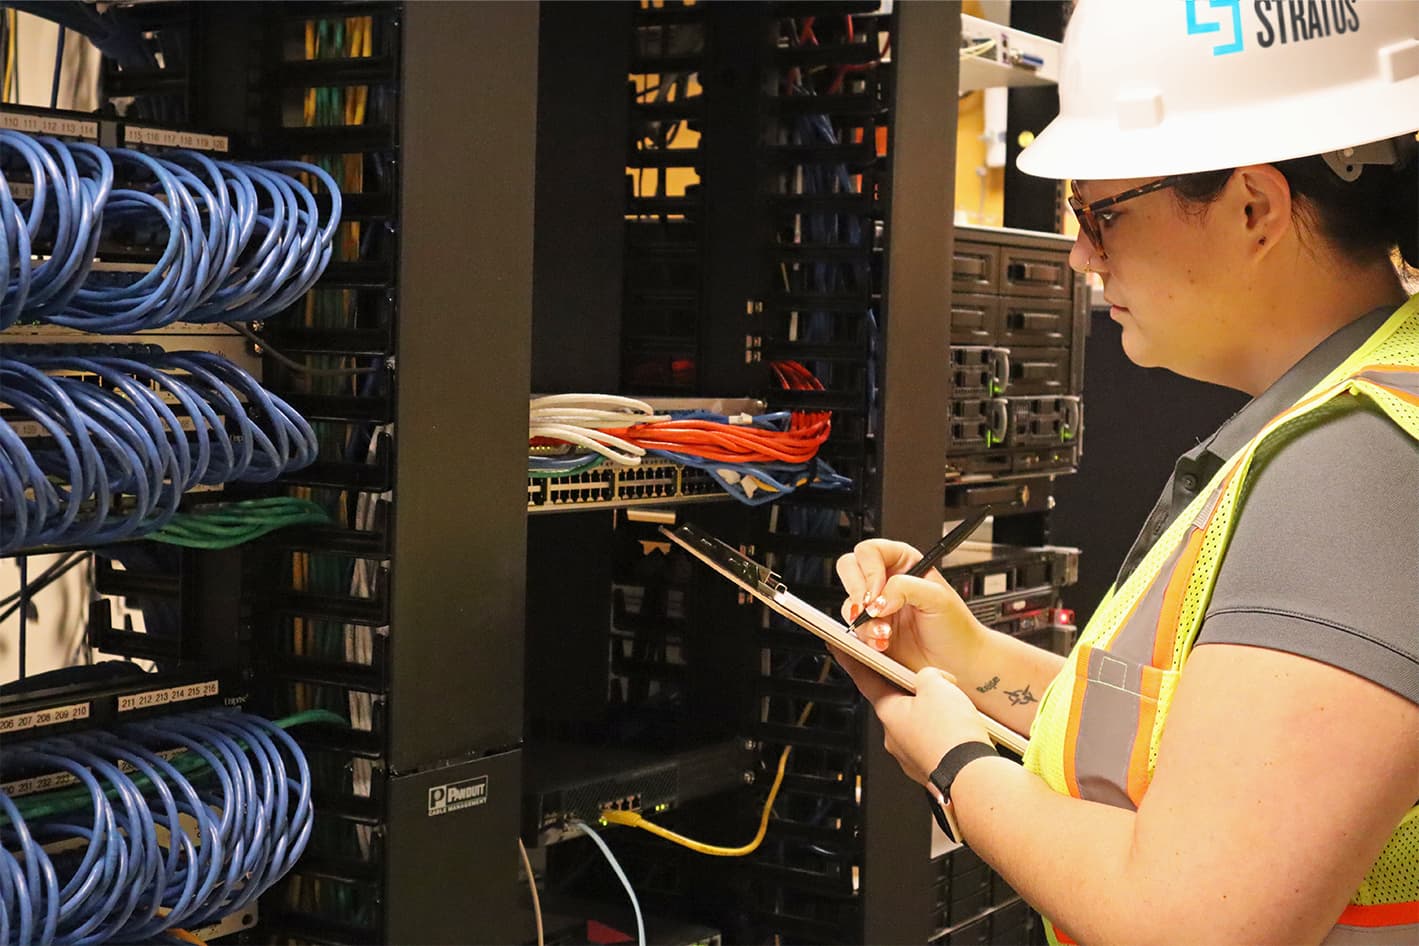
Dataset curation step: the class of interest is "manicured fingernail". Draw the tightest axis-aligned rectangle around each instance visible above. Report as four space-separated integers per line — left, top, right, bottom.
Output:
870 622 890 639
848 602 862 621
865 595 887 617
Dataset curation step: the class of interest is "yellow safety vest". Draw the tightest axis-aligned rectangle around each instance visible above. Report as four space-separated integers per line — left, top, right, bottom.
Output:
1024 296 1419 946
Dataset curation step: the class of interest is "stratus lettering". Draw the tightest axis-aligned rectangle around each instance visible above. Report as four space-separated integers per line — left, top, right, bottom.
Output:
1254 0 1359 48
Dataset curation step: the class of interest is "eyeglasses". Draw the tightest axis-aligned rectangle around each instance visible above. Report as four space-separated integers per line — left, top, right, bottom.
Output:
1068 175 1185 259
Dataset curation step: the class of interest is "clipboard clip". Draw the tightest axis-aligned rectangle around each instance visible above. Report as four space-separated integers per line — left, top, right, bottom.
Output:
661 523 787 597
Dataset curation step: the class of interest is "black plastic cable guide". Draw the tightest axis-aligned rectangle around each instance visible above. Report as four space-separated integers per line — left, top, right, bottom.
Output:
88 545 248 667
275 54 398 90
268 124 394 157
268 653 385 698
260 322 394 357
276 445 394 492
271 519 388 558
270 583 388 627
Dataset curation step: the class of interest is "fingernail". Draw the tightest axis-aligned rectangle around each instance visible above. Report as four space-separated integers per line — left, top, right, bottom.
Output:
848 602 862 621
870 622 890 639
865 595 887 617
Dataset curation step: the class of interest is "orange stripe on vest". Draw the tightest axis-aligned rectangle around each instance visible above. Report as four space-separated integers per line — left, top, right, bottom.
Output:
1337 900 1419 927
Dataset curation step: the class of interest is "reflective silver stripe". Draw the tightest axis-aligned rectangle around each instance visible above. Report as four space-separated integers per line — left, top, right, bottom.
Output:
1191 480 1227 529
1072 647 1145 810
1069 480 1230 811
1355 368 1419 395
1106 542 1185 665
1321 921 1419 945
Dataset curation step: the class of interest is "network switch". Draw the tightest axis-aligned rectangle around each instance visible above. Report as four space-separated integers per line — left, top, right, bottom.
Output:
528 457 728 513
522 739 754 846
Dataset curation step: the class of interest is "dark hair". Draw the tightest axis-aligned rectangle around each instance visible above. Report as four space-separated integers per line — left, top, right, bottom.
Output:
1172 138 1419 269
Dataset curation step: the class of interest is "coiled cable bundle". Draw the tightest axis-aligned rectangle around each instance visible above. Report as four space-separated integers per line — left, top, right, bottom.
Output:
0 344 319 552
0 706 324 945
528 366 852 505
0 134 112 329
0 129 341 332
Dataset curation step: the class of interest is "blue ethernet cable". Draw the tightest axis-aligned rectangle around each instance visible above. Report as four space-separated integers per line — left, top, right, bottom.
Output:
0 784 60 945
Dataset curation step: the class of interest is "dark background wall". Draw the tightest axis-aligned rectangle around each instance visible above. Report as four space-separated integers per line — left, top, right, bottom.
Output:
1050 309 1248 625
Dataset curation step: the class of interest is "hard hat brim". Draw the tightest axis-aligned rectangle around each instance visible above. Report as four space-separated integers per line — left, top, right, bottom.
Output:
1017 77 1419 181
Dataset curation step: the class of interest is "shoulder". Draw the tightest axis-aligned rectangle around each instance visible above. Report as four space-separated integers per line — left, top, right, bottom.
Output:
1199 399 1419 704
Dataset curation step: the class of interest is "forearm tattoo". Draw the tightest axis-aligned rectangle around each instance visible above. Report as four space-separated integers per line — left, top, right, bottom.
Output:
976 675 1000 693
1003 683 1037 706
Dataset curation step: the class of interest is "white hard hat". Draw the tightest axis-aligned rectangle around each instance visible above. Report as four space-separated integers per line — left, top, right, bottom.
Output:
1017 0 1419 180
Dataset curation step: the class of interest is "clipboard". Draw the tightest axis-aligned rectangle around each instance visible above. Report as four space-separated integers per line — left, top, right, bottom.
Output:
661 522 1029 757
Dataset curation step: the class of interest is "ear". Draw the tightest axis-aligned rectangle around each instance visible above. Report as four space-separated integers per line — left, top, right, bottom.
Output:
1232 164 1293 254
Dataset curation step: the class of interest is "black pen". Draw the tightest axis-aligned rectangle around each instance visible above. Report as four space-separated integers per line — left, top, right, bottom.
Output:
847 506 993 633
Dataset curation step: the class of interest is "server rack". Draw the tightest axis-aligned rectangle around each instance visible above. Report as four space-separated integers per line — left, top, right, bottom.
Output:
0 3 1080 944
3 3 534 943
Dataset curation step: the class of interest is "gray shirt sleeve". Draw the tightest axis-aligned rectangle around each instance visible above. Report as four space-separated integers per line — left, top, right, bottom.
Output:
1198 401 1419 705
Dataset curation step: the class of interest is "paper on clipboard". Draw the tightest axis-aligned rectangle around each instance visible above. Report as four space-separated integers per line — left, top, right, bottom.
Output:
661 523 1028 757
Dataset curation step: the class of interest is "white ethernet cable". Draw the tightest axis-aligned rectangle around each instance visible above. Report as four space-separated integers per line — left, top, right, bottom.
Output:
571 819 646 946
529 394 670 468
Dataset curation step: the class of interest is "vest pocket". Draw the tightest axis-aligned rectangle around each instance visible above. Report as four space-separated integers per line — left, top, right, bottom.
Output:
1067 645 1182 809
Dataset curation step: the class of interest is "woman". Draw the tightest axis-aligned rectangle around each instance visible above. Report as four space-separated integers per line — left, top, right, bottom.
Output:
834 2 1419 943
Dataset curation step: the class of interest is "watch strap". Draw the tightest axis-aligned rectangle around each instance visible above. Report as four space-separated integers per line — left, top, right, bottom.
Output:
928 740 998 806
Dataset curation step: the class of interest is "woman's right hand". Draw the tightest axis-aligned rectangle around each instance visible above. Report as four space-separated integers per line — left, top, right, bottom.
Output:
836 539 988 673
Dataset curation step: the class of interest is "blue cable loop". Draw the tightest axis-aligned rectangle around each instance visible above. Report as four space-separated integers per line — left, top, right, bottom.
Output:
167 719 263 896
126 718 248 920
106 737 226 925
10 751 109 927
70 733 198 940
0 171 34 330
0 787 60 945
154 351 259 483
62 355 192 494
59 149 192 329
0 131 339 330
45 742 157 943
0 709 315 943
0 843 17 944
0 347 318 552
0 842 34 946
0 362 89 545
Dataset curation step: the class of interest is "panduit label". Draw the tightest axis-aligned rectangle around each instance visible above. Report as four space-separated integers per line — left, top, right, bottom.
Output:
428 776 489 816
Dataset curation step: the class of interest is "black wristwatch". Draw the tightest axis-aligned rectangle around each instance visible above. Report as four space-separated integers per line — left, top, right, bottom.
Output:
925 741 998 840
